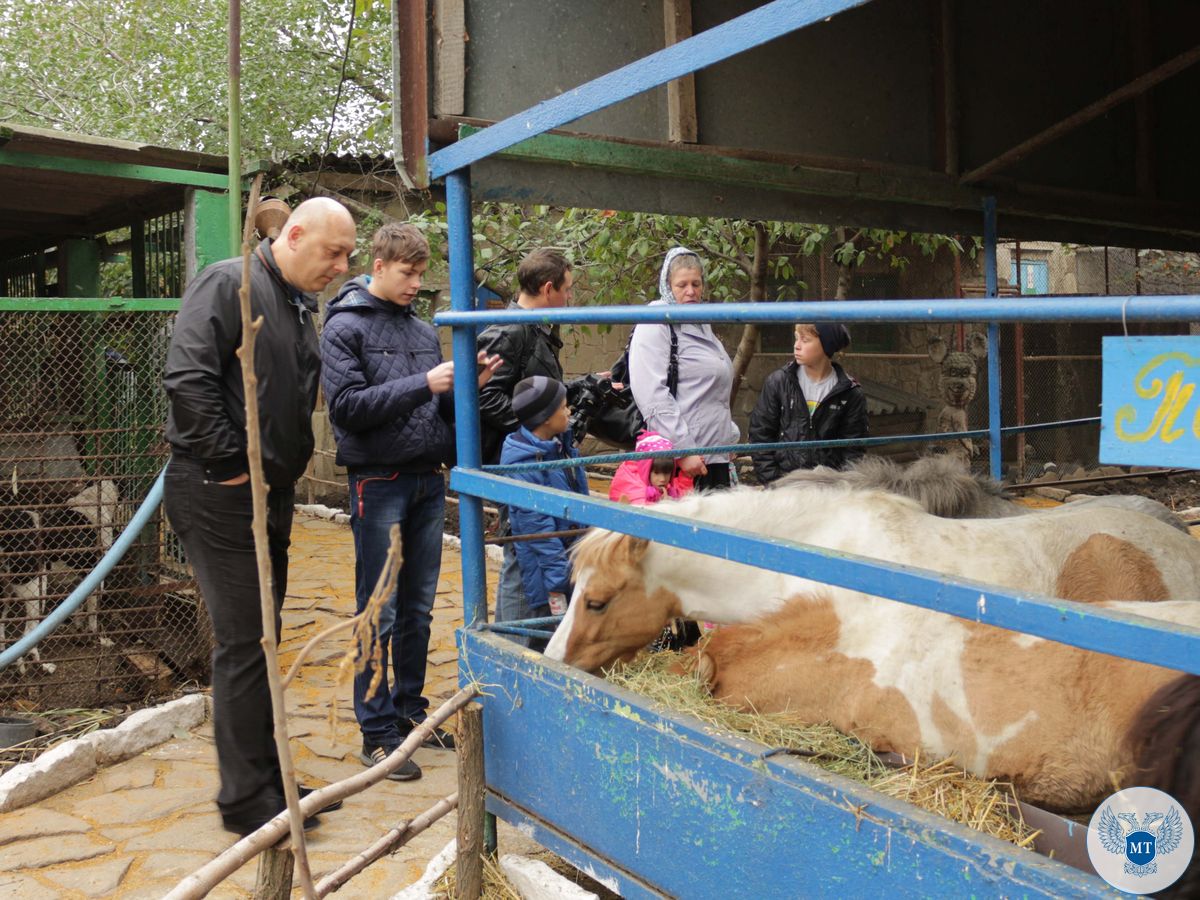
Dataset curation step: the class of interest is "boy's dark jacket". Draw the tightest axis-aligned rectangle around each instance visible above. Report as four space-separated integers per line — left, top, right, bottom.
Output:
320 276 454 470
749 361 868 483
477 300 564 463
500 426 589 610
164 239 319 487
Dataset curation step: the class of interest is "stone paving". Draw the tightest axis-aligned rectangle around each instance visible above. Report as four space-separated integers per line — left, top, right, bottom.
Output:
0 514 507 899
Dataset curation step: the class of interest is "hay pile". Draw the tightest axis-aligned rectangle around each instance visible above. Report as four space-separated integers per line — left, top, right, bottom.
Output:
433 850 619 899
605 650 1040 850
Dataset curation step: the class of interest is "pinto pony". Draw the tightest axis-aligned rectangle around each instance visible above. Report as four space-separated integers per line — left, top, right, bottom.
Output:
544 485 1200 812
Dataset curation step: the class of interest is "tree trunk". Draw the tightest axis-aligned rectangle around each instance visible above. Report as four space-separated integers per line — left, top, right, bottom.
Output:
729 222 770 407
834 226 855 300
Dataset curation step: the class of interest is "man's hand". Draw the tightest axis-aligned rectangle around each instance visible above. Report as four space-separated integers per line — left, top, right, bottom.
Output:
678 455 708 478
547 592 568 616
218 473 250 486
477 351 503 387
426 361 455 394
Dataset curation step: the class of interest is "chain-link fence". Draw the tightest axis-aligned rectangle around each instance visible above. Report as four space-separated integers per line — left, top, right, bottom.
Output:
0 305 207 713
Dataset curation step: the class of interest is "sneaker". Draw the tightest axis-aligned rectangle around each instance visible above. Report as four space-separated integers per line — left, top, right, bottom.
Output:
401 719 456 751
298 784 343 813
359 741 422 781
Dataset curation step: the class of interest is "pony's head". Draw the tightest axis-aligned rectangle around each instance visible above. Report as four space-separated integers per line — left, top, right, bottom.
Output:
544 529 681 672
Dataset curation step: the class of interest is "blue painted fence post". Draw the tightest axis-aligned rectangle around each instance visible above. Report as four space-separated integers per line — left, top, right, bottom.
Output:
447 170 488 628
983 196 1003 480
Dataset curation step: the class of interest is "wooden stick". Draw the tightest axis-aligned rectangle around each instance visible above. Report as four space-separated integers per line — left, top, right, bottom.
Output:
235 173 315 898
456 703 486 899
255 846 294 899
281 614 362 689
164 687 479 900
313 793 459 896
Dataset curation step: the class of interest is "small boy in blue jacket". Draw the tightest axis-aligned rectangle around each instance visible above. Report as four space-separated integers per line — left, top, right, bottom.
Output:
501 375 591 621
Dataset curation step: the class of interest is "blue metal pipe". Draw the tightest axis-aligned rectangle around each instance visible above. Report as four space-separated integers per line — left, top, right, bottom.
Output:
482 418 1099 474
446 170 489 628
0 469 166 671
451 469 1200 677
434 294 1200 327
983 197 1003 480
428 0 871 179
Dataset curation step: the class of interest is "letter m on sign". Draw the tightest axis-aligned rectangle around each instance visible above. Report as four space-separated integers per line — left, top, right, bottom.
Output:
1101 336 1200 467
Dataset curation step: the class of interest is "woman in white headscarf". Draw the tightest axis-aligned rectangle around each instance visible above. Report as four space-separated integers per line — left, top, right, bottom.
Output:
628 247 740 490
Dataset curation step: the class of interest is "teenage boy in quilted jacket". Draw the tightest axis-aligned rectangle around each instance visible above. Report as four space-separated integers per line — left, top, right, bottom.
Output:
321 223 500 781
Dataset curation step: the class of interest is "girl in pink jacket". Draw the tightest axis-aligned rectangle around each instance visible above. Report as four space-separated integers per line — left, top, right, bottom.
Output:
609 432 694 505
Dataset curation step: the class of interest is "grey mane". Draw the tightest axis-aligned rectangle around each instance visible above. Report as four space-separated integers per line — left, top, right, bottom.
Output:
776 456 1017 519
775 456 1189 531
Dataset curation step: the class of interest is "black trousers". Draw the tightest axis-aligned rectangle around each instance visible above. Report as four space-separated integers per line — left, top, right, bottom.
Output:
163 456 294 819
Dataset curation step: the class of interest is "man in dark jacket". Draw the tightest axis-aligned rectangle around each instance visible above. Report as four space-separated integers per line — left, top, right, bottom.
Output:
163 197 357 835
320 223 500 780
475 249 573 633
476 249 573 464
749 323 869 484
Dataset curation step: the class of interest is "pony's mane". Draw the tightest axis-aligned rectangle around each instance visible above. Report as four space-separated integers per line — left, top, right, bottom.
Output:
776 455 1011 518
576 484 927 563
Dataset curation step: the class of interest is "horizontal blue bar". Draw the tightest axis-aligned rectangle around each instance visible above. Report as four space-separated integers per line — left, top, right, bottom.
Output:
484 419 1102 474
428 0 870 179
434 295 1200 327
449 469 1200 676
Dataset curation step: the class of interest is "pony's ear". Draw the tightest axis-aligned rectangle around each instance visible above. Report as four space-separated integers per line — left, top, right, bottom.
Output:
619 534 650 565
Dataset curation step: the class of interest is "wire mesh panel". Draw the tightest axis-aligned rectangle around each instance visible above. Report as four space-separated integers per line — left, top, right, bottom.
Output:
0 305 208 712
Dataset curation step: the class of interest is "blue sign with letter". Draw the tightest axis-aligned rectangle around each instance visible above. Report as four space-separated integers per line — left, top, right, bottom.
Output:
1101 336 1200 467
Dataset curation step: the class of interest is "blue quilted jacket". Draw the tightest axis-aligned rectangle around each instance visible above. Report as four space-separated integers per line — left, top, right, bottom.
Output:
500 427 589 610
320 277 454 470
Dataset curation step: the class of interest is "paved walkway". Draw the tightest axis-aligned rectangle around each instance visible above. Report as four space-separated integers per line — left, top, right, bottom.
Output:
0 514 502 899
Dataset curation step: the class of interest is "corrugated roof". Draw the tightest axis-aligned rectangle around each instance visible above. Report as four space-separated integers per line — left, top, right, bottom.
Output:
855 376 939 417
0 125 227 259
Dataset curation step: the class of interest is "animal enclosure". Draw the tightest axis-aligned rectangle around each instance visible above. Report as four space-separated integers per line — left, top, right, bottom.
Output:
0 301 207 711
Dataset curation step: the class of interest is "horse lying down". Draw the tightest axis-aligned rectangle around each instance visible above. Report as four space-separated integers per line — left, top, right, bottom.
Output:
544 484 1200 814
775 454 1189 532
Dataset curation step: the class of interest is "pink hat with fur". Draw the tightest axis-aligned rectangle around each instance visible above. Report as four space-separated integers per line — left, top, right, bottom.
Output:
635 431 674 454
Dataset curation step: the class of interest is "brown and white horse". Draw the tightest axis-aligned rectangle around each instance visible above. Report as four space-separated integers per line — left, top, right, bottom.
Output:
544 485 1200 812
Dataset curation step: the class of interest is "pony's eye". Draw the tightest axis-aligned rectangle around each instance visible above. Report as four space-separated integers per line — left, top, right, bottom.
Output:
585 598 609 612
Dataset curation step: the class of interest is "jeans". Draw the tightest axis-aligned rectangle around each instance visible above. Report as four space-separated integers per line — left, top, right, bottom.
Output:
493 507 533 647
349 469 445 745
163 456 293 820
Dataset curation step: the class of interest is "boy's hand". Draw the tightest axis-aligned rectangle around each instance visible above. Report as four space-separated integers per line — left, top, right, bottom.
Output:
679 455 707 478
426 361 454 394
476 351 504 387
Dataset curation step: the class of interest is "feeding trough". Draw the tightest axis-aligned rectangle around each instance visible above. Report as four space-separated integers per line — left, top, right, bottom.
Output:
0 715 36 749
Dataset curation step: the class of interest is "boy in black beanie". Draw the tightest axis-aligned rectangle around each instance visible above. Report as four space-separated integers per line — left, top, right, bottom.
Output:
499 376 590 634
748 323 869 485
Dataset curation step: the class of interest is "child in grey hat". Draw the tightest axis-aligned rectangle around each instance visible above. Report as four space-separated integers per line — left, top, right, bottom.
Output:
499 376 591 630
